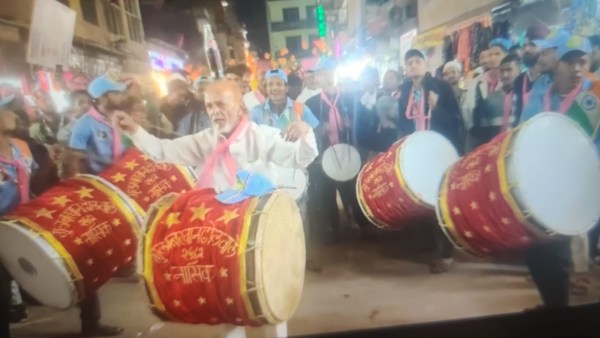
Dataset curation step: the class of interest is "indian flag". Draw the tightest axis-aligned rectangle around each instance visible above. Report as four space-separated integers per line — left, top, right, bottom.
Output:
566 82 600 136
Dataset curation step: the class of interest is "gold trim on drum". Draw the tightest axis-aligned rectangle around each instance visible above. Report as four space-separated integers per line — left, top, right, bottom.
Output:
1 218 85 301
76 175 144 237
437 169 481 257
496 130 554 239
239 197 259 322
355 169 390 229
143 193 179 320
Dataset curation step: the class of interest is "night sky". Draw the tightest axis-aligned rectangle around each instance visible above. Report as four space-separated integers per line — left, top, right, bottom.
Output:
232 0 269 53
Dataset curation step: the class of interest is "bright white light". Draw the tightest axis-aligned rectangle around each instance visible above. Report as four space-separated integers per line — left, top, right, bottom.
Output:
335 59 369 82
49 90 70 114
221 1 228 7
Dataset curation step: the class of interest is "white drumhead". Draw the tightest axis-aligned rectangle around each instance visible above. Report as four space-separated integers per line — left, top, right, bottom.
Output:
400 131 460 206
508 113 600 235
321 144 362 181
275 168 308 201
0 221 76 309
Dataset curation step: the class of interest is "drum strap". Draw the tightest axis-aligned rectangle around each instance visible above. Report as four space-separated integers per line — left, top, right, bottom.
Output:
321 91 342 145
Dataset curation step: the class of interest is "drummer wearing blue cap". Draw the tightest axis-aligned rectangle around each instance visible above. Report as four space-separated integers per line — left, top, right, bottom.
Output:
64 75 129 178
249 69 319 130
520 33 595 311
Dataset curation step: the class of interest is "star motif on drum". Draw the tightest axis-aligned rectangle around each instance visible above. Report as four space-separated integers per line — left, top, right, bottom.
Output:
125 256 132 263
164 273 172 281
501 217 511 225
197 297 206 305
106 249 113 256
484 165 492 173
464 231 474 238
87 259 94 266
112 219 121 226
191 203 212 222
144 197 150 203
35 208 56 219
74 237 83 245
225 297 234 306
51 195 71 207
173 300 181 307
219 267 228 278
452 207 461 215
124 160 139 171
123 239 132 246
218 209 239 224
76 187 94 199
483 226 492 233
470 201 479 210
111 172 126 183
170 176 177 182
388 182 394 188
165 212 181 229
488 192 497 201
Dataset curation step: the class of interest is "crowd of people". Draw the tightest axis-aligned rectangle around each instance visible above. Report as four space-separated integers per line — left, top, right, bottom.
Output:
1 22 600 337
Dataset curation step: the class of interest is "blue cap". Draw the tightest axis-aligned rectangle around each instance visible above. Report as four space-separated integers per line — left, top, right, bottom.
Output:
489 38 512 52
88 75 127 99
265 69 288 83
0 95 15 109
532 28 570 50
557 34 592 60
313 58 336 71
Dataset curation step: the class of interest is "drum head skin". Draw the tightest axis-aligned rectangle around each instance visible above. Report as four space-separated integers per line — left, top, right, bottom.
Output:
254 191 305 323
509 113 600 235
0 221 76 309
322 144 362 182
275 168 308 201
400 131 460 206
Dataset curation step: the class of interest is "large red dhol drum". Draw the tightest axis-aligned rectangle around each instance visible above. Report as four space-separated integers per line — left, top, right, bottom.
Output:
98 148 197 211
144 189 305 325
0 175 142 309
437 113 600 257
356 131 459 229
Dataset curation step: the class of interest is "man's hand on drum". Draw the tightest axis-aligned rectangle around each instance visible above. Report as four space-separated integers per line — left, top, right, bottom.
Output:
281 121 310 142
112 111 139 134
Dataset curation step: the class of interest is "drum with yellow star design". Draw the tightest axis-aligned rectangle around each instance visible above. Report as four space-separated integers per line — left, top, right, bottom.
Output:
0 175 143 309
437 113 600 257
98 148 197 212
143 188 306 325
356 131 459 230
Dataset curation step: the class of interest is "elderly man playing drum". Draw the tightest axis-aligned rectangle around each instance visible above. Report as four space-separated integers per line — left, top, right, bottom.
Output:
113 80 318 193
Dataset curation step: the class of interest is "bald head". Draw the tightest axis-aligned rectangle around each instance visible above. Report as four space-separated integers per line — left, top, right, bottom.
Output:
204 80 246 134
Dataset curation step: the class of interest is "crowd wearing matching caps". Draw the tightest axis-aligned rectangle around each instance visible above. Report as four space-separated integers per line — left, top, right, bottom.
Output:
1 17 600 337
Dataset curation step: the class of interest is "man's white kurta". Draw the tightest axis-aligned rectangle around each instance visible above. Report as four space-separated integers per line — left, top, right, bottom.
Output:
128 122 319 192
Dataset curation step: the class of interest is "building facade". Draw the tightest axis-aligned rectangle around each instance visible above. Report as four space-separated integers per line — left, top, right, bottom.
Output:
0 0 147 78
266 0 320 57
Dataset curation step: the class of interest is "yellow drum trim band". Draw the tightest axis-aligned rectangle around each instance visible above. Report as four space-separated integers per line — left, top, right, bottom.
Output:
239 197 259 322
394 144 430 208
76 176 145 237
175 165 198 188
496 132 552 239
3 217 86 302
438 170 480 257
356 169 392 229
142 196 177 319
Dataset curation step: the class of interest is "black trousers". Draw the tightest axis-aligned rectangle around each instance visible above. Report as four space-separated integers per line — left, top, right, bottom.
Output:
434 224 454 260
526 238 571 308
80 292 101 328
0 264 11 338
306 162 371 242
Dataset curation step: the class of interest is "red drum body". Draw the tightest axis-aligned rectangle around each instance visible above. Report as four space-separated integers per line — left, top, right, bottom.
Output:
144 189 305 325
357 131 459 230
437 113 600 257
0 175 142 309
98 148 196 211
